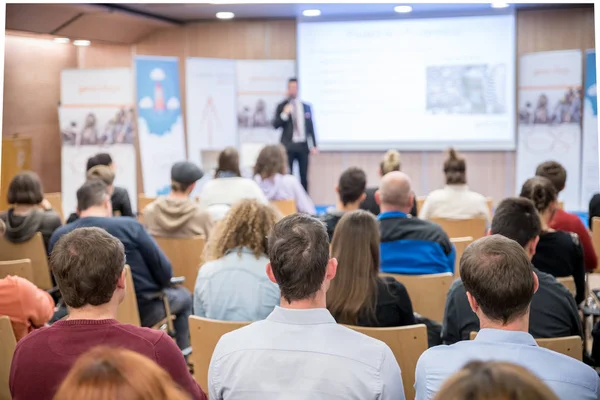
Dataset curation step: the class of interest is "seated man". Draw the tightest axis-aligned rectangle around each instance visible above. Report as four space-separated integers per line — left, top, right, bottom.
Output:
143 161 213 239
209 214 405 400
319 167 367 240
416 235 599 400
536 161 597 271
442 198 582 344
49 180 192 350
89 153 134 218
11 227 204 400
66 164 117 224
376 171 454 274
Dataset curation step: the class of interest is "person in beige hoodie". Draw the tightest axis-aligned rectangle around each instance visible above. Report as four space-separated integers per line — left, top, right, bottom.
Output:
143 162 214 239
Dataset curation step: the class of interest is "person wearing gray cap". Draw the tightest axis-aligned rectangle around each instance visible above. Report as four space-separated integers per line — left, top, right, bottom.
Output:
143 161 214 239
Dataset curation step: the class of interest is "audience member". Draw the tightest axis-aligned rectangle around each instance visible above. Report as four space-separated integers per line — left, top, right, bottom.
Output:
377 171 455 274
198 147 268 221
588 193 600 229
253 144 316 215
433 360 559 400
66 164 119 224
360 150 417 216
208 214 405 399
536 161 597 271
442 197 582 344
143 161 214 239
11 227 205 400
87 153 134 218
416 235 599 400
419 148 490 223
54 347 190 400
327 210 415 327
49 180 193 350
520 176 585 303
194 199 280 321
319 167 367 240
0 171 62 251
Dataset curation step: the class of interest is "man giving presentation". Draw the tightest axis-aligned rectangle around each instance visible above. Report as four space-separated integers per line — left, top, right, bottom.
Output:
273 77 317 192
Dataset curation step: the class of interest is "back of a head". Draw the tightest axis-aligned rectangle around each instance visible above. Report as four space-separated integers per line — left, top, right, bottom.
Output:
380 150 401 175
434 360 559 400
254 144 287 179
268 214 330 302
50 227 125 309
7 171 44 205
86 165 116 187
53 346 190 400
77 180 109 212
86 153 113 171
460 235 535 325
170 161 203 193
379 171 412 209
216 147 241 177
535 161 567 193
444 147 467 185
519 176 557 213
491 197 541 247
338 167 367 206
328 210 380 324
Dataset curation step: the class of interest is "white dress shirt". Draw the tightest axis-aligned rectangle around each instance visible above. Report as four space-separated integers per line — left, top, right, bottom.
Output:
209 306 405 400
280 99 306 143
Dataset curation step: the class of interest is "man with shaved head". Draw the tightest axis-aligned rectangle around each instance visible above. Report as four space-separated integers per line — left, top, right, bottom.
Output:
376 171 455 275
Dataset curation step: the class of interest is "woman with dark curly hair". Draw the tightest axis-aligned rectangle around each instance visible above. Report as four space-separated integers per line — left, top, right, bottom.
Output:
193 199 282 321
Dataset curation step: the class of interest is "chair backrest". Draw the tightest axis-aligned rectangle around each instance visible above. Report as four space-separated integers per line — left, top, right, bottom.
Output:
0 259 33 282
592 217 600 262
380 272 454 322
347 324 428 400
469 332 582 361
558 201 564 210
271 199 297 216
153 236 205 293
137 195 156 215
0 316 16 400
430 217 487 240
116 265 141 327
450 236 473 278
486 198 493 215
188 316 250 393
0 233 53 290
556 276 576 298
44 192 64 223
416 196 426 215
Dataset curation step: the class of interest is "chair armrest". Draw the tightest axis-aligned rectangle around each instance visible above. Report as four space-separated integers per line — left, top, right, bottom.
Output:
170 276 185 286
140 291 165 301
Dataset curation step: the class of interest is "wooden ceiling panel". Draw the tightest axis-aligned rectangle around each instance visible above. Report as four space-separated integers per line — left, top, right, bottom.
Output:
5 4 94 34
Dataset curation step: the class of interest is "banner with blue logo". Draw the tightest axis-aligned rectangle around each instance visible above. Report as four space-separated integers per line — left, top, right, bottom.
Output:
581 50 598 209
135 56 187 196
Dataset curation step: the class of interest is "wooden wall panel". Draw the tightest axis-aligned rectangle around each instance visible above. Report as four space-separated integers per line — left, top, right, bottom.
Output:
78 43 132 69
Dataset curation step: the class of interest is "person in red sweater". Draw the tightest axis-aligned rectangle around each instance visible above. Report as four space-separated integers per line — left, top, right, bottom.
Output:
9 227 206 400
536 161 598 271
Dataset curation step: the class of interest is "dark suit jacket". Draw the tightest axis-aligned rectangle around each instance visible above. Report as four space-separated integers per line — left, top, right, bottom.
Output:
273 99 317 151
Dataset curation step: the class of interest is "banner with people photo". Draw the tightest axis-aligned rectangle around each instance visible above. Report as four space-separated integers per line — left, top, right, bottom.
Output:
515 50 583 211
59 68 137 217
135 56 187 196
581 50 598 210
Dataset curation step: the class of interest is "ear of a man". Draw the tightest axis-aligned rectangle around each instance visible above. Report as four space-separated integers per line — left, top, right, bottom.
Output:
266 263 277 284
375 190 381 205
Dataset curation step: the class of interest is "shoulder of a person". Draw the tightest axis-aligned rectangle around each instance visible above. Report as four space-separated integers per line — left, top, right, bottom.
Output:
379 275 407 293
40 209 62 224
211 321 267 358
534 268 571 295
116 323 171 347
14 323 52 351
112 186 128 198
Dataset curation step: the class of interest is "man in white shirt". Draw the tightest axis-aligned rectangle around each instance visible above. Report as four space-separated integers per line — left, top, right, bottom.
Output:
208 214 405 400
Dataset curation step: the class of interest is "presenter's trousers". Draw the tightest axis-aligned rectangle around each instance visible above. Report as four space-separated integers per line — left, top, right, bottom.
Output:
286 142 309 192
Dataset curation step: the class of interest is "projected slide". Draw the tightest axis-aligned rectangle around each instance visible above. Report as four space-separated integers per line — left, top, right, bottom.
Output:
297 14 516 150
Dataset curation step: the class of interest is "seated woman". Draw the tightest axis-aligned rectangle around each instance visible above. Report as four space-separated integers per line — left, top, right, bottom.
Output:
199 147 268 221
194 199 281 321
327 210 416 327
419 148 490 223
0 171 62 251
520 176 585 304
253 144 316 215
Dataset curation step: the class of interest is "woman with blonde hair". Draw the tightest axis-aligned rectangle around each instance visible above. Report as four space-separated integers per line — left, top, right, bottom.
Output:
194 199 281 321
419 147 490 222
360 149 418 216
434 360 559 400
53 346 191 400
327 210 415 327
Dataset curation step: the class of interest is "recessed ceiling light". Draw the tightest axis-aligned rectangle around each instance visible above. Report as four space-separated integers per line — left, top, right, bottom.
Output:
216 11 235 19
491 2 509 8
302 9 321 17
394 5 413 13
73 40 91 47
53 37 70 44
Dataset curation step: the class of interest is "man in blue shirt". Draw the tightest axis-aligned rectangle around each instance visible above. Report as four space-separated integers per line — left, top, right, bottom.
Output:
415 235 599 400
376 171 454 274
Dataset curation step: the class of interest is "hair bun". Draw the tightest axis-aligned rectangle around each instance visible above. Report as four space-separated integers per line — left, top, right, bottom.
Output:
448 147 459 160
384 150 401 164
531 184 548 211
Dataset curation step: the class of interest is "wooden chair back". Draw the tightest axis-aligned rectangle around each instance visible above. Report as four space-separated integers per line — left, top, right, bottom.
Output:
44 192 64 223
189 316 250 393
417 197 492 217
430 217 487 240
347 324 428 400
138 195 156 214
469 332 582 361
416 196 426 215
116 265 141 327
153 236 205 293
450 237 473 278
271 199 297 216
559 201 564 210
0 316 16 400
556 276 576 298
0 259 33 282
592 217 600 264
486 198 493 215
0 233 52 290
380 272 454 322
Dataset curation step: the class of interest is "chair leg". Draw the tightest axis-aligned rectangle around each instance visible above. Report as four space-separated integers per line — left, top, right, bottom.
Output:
162 295 176 337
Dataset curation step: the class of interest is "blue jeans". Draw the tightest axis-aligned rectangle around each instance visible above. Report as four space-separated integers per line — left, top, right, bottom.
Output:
139 286 192 350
